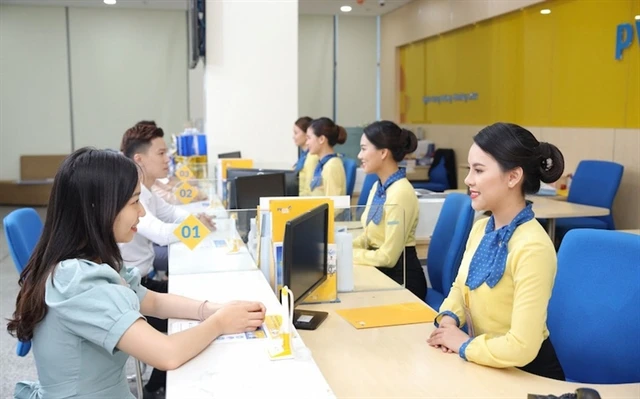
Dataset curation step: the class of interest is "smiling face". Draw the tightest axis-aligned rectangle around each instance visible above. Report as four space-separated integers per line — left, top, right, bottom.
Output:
293 125 307 148
464 143 516 212
112 182 145 243
306 127 325 155
134 137 169 180
358 134 386 174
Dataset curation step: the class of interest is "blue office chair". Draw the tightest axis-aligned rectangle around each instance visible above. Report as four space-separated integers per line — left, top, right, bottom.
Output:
548 229 640 383
412 149 457 193
342 157 358 196
353 174 379 220
424 193 475 310
357 174 378 208
555 160 624 237
3 208 44 357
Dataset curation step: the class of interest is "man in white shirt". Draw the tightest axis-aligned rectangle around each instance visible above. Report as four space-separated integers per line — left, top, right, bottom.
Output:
119 121 214 285
118 121 215 398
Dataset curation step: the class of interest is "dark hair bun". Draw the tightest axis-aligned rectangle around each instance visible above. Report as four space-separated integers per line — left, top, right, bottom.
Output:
473 122 566 195
336 125 347 145
401 128 418 155
309 117 345 147
363 120 417 162
537 142 565 183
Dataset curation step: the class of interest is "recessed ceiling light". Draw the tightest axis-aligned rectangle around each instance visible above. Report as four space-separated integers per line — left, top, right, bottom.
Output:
540 9 551 15
341 6 352 13
104 0 117 5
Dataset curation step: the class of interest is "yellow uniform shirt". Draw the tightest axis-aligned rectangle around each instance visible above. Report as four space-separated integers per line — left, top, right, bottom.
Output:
309 156 346 197
298 154 319 196
353 178 418 267
439 218 557 368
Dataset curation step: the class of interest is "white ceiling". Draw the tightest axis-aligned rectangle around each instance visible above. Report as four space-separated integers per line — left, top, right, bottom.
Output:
0 0 412 16
300 0 412 16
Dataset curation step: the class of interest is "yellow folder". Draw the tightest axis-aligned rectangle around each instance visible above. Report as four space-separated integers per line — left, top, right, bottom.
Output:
336 302 437 329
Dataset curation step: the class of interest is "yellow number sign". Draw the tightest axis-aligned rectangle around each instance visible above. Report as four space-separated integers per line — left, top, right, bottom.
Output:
176 182 199 205
174 214 211 250
175 165 194 181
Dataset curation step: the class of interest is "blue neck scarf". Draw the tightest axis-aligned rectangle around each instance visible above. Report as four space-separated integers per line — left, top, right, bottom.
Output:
465 203 535 290
310 153 338 191
294 149 308 172
366 168 406 225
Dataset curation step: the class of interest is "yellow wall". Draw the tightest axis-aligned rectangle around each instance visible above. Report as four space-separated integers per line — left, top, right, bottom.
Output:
399 0 640 128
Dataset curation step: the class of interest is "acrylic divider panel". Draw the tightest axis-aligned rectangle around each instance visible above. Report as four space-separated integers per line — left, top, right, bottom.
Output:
334 205 406 293
168 208 266 275
170 178 224 215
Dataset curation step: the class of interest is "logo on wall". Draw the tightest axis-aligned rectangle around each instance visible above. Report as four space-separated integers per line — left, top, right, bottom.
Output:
423 92 479 105
615 20 640 60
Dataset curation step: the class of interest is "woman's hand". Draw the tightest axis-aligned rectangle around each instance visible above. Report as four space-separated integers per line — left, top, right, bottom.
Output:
224 300 266 312
427 324 470 354
438 315 458 328
212 301 266 334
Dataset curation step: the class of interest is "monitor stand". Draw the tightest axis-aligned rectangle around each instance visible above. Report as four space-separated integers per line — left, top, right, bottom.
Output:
293 309 328 330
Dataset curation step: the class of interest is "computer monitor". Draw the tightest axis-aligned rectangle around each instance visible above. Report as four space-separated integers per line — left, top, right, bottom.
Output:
232 173 287 242
226 168 299 209
233 173 286 210
218 151 242 159
282 204 329 330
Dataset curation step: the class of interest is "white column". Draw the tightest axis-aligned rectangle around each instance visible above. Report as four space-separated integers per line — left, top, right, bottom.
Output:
204 0 298 169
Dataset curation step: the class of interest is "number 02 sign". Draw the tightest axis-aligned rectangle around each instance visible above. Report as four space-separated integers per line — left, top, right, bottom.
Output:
176 182 199 205
174 214 210 250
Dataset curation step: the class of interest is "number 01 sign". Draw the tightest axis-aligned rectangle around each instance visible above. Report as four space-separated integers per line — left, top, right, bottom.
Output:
173 214 211 250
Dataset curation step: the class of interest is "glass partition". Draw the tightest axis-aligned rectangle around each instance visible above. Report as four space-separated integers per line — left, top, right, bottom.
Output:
168 178 223 214
167 207 264 276
335 205 406 293
172 158 212 180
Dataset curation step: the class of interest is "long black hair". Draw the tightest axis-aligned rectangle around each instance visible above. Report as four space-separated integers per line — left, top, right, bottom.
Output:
474 123 564 194
7 147 140 341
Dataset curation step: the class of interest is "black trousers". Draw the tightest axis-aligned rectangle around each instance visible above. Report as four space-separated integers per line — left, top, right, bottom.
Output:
140 277 168 391
376 246 427 302
518 338 566 381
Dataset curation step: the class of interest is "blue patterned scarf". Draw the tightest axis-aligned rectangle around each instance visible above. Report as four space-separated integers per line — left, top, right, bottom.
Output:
294 149 308 172
310 153 338 191
465 203 534 290
366 168 406 225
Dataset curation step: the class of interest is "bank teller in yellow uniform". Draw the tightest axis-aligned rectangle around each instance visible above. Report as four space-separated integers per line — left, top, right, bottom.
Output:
353 121 427 301
293 116 319 196
428 122 566 381
305 117 347 197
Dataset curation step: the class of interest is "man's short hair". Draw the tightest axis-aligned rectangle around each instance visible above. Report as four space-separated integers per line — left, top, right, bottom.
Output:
135 120 157 127
120 122 164 158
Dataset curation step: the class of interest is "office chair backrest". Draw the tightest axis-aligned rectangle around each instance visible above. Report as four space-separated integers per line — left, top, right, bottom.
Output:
3 208 43 273
567 160 623 229
430 149 457 189
357 174 379 207
548 229 640 383
342 157 358 196
3 207 43 357
427 193 474 297
428 158 449 190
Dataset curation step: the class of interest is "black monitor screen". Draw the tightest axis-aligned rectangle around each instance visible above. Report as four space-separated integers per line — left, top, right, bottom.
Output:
227 168 299 209
233 173 286 210
283 204 328 305
218 151 242 159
